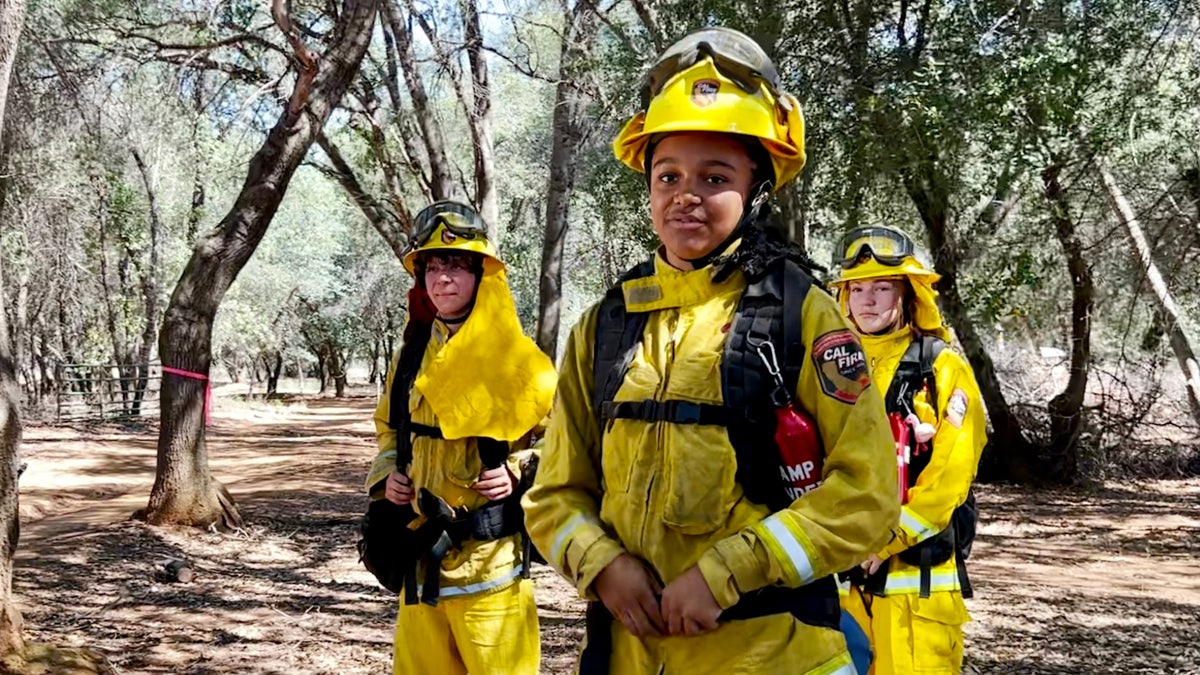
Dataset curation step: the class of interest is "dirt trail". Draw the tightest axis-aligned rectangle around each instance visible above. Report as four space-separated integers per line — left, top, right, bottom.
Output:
14 395 1200 674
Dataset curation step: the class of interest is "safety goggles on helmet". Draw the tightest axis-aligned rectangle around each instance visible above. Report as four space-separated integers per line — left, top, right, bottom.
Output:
407 201 488 252
833 227 918 269
640 27 781 109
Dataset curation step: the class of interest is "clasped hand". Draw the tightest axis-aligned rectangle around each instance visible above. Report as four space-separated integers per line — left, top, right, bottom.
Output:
594 554 723 639
386 464 514 505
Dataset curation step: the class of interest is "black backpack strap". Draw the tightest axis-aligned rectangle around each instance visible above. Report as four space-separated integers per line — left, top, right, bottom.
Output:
883 338 925 416
956 545 973 599
883 334 946 415
723 260 813 510
889 335 948 488
579 602 614 675
599 400 743 426
388 320 434 471
780 260 810 398
383 320 433 604
955 489 976 598
409 422 443 439
920 336 944 421
592 258 656 419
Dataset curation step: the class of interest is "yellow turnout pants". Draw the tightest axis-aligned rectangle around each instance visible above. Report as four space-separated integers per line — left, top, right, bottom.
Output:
393 577 539 675
596 612 856 675
841 588 968 675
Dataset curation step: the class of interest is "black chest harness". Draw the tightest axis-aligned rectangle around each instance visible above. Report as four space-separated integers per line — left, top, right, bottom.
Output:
580 253 842 673
861 334 976 599
358 321 531 607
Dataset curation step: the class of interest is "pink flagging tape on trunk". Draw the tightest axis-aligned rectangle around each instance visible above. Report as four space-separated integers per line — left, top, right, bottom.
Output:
161 366 211 426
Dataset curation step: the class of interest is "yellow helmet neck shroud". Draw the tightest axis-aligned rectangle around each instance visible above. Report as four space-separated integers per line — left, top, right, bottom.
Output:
831 256 950 342
405 223 556 441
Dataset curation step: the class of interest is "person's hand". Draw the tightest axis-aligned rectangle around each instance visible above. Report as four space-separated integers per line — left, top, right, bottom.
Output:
660 565 721 636
860 553 884 575
474 465 515 501
594 554 665 639
385 471 414 506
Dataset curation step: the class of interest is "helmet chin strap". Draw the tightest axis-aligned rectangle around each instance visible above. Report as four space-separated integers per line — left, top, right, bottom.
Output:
683 180 773 269
437 310 471 326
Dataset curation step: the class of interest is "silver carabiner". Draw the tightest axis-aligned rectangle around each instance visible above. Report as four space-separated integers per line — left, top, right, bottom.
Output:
755 341 781 377
755 340 788 386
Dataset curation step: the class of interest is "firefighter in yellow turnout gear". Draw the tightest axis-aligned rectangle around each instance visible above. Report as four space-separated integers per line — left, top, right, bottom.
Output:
365 201 557 675
523 28 899 675
830 226 987 675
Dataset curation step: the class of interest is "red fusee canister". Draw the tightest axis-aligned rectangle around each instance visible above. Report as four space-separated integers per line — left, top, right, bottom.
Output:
889 412 911 504
755 341 824 501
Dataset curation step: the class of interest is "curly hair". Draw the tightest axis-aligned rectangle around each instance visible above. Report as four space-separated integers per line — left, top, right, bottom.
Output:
412 250 485 288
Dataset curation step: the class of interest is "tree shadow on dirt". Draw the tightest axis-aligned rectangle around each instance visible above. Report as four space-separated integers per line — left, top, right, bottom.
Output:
975 483 1200 560
17 486 394 673
967 591 1200 674
978 482 1198 517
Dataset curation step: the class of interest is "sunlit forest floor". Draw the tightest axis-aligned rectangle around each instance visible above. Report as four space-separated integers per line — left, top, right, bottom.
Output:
13 393 1199 674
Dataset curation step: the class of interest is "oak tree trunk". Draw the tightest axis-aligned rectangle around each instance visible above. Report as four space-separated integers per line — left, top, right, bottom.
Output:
535 0 599 358
1043 162 1092 483
1096 155 1200 431
0 0 28 657
145 0 378 527
904 159 1041 483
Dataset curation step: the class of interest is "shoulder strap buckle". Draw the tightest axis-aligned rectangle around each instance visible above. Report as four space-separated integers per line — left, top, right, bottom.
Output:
670 401 702 424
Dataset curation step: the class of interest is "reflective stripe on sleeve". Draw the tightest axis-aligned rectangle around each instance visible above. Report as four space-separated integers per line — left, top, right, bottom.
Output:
549 513 588 564
898 506 939 543
758 512 817 585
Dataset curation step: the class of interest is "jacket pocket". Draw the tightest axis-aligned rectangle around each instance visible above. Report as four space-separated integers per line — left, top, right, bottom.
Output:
662 428 737 534
662 353 733 534
602 356 660 494
599 419 641 495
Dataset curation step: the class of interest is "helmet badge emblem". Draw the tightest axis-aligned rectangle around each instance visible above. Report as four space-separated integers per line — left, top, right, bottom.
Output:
440 228 457 244
691 80 720 107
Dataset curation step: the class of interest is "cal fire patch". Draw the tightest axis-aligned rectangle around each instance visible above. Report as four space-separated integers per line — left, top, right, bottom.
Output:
946 388 969 428
813 330 870 403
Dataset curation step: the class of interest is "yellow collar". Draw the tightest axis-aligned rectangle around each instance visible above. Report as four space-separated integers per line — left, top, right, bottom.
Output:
621 249 745 312
859 326 916 352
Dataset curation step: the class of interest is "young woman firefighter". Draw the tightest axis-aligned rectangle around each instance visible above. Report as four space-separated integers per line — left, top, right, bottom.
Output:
363 201 558 675
830 225 987 675
522 27 899 675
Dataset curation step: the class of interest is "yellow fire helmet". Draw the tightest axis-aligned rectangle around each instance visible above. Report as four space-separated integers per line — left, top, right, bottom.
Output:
613 27 807 190
829 225 948 339
829 226 939 284
401 201 503 276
